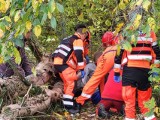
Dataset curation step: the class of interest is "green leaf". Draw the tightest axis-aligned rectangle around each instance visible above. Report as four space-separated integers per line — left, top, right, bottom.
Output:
56 2 64 13
13 37 24 48
13 47 21 64
51 17 57 29
122 41 132 52
41 13 47 25
0 98 3 108
49 0 56 13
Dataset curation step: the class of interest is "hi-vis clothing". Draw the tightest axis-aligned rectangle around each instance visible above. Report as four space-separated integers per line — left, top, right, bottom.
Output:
76 46 117 105
53 33 86 108
114 31 160 120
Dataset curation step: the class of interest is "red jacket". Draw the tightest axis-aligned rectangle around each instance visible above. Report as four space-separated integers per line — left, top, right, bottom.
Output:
101 69 123 101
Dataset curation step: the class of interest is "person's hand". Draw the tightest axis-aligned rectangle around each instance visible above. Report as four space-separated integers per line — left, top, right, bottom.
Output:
81 70 85 78
85 55 90 64
114 75 121 83
152 72 159 77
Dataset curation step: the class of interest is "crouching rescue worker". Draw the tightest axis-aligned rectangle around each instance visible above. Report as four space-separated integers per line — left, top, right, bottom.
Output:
53 24 90 114
74 31 120 114
96 69 124 119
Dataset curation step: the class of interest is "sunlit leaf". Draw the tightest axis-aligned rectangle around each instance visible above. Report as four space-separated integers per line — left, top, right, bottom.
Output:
78 12 84 21
142 0 151 12
51 17 57 29
132 14 142 30
48 12 52 19
118 1 126 10
147 17 156 31
14 10 21 22
122 41 132 52
32 0 39 11
0 56 4 64
26 21 32 31
4 16 11 22
105 20 111 26
13 47 21 64
32 67 36 76
0 29 4 38
136 0 143 6
33 25 41 37
116 44 121 56
49 0 56 13
56 2 64 13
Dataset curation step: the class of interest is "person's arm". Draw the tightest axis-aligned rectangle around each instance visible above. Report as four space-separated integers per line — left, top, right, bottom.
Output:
73 39 85 70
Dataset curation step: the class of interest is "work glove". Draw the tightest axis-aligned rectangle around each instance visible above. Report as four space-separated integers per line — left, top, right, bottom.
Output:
152 72 159 77
81 70 85 78
85 55 90 64
114 75 121 83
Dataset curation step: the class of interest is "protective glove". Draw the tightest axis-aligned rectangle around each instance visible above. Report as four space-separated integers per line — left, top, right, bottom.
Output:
85 55 90 64
81 70 85 78
152 72 159 77
114 75 121 83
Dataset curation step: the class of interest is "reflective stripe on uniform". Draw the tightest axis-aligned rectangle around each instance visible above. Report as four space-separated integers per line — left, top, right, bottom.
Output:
114 63 121 68
59 49 68 56
78 62 84 66
125 118 135 120
152 41 157 46
61 44 71 51
63 94 73 99
154 59 160 64
144 114 155 120
63 100 73 106
137 37 153 42
127 55 152 60
73 46 84 50
81 92 91 98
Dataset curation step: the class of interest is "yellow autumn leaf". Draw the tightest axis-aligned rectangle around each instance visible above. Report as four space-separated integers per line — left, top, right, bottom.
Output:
0 56 4 64
38 0 43 3
136 0 143 6
5 0 10 12
132 14 142 30
124 0 129 4
24 0 28 4
32 0 38 10
142 0 151 12
48 12 52 19
115 22 124 34
34 25 41 37
131 34 136 43
118 1 126 10
0 29 4 38
13 47 21 64
0 0 6 13
14 10 21 22
147 17 156 30
78 12 84 21
5 16 11 22
26 21 32 31
31 67 36 76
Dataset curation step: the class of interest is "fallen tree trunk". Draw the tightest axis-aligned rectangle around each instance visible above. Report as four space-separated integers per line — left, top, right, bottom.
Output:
0 81 63 120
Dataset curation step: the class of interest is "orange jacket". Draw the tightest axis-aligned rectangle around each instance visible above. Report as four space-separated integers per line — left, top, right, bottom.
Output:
53 33 86 70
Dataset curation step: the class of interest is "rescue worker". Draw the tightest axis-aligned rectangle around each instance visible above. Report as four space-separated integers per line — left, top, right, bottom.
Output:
74 31 120 114
96 69 124 119
53 24 89 114
114 6 160 120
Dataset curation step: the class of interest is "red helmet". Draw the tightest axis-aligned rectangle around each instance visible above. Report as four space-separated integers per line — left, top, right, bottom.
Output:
102 32 118 47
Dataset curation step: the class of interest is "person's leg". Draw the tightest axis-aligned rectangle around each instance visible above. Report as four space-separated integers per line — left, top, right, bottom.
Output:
122 86 136 120
60 67 79 113
96 99 111 119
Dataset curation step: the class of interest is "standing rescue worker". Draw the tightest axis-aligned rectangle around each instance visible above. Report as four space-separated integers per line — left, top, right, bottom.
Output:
114 6 160 120
53 24 89 114
74 31 120 114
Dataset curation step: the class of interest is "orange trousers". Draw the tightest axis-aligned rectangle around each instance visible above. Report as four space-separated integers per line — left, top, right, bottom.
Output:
122 86 153 119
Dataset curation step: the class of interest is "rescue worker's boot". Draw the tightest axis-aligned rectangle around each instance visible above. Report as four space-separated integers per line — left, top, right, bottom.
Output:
97 103 110 119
